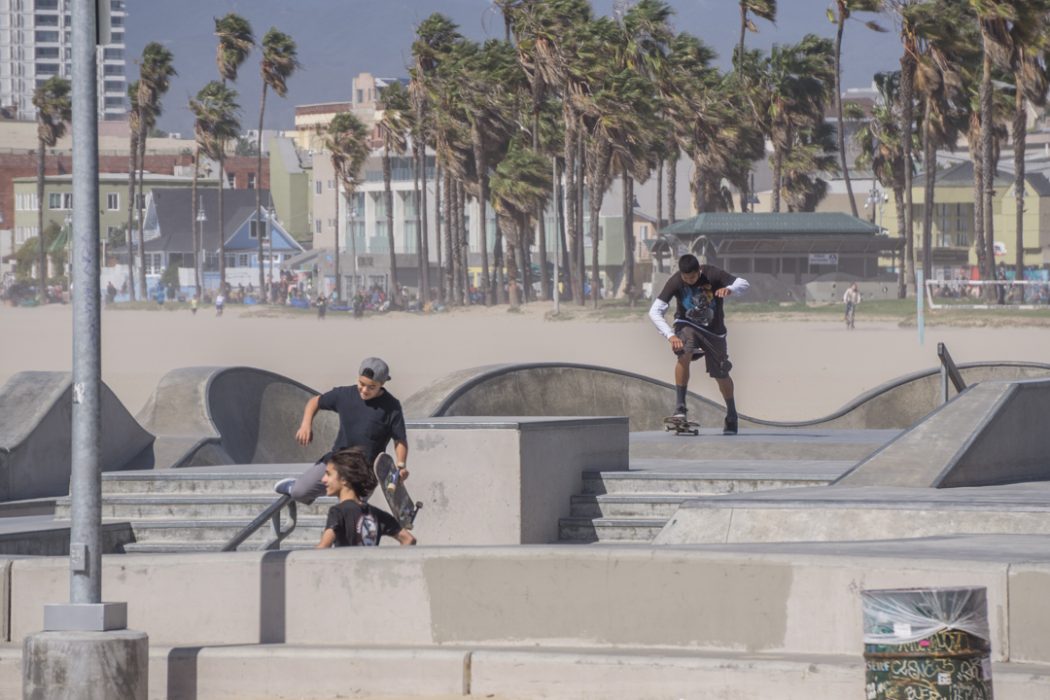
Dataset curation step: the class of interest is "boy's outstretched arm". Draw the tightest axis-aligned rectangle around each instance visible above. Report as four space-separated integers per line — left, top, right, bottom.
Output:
396 529 416 546
296 395 321 445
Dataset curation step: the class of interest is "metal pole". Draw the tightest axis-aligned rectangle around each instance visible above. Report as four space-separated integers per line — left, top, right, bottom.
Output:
916 270 925 347
70 0 102 606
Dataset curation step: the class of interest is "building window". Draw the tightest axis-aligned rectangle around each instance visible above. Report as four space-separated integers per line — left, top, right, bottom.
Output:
35 14 59 26
63 192 73 209
102 48 123 61
238 254 249 267
110 32 123 43
35 30 59 42
103 64 123 76
104 96 124 108
36 63 60 76
247 172 256 190
315 181 322 195
110 14 123 27
35 0 59 9
48 192 63 209
315 219 321 234
249 219 268 239
35 47 59 59
103 80 123 93
328 180 335 189
16 193 38 211
227 172 236 188
106 193 119 210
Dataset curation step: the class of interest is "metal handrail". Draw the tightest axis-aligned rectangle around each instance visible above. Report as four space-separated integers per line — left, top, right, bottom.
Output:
221 494 298 552
937 342 967 404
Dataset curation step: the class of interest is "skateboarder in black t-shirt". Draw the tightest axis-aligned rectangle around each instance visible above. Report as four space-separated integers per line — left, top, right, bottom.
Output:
275 357 409 503
648 254 749 435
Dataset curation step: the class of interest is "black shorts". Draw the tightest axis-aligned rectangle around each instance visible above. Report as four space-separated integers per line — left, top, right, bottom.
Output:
674 324 732 379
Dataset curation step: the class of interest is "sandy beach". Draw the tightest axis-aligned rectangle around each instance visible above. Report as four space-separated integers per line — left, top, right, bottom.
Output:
2 301 1048 422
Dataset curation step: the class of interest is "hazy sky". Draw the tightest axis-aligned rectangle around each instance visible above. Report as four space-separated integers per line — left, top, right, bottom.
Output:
126 0 904 136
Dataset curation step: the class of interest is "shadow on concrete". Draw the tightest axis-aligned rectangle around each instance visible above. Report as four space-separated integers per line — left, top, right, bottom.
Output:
260 549 292 644
166 646 202 700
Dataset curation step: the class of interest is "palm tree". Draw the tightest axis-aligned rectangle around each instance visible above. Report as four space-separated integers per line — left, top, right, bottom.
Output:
256 28 299 298
135 42 176 299
828 1 885 217
214 13 254 295
378 81 411 307
32 76 71 303
491 140 552 308
189 82 241 297
738 0 776 69
1002 1 1050 282
125 81 141 301
324 112 370 302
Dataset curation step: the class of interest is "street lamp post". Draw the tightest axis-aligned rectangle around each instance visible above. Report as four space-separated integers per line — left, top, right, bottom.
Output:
195 199 206 297
64 213 73 285
865 183 886 228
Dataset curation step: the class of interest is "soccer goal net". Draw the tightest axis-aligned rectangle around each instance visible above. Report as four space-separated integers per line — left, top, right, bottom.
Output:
925 279 1050 310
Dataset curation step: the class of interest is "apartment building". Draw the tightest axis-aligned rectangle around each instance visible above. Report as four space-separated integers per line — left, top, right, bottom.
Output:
0 0 127 121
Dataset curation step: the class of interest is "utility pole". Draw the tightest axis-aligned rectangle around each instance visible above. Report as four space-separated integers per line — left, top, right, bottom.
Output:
23 1 148 697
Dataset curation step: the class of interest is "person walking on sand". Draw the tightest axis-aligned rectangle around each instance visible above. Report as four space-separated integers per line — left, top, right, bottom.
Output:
275 357 409 504
648 254 749 435
315 447 416 548
843 282 861 330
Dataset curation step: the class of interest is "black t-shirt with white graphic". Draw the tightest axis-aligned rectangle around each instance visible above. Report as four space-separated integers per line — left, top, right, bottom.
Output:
317 386 407 464
325 500 401 546
657 265 737 335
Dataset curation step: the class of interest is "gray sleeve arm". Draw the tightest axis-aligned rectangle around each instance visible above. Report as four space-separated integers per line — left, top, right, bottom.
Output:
648 298 674 338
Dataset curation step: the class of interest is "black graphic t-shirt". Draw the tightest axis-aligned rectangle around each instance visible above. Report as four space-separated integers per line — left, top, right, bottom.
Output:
657 265 737 335
325 500 401 546
317 386 407 463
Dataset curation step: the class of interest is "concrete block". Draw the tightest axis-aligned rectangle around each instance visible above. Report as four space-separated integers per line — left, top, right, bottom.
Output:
22 630 148 700
406 417 628 545
0 559 10 642
1007 563 1050 664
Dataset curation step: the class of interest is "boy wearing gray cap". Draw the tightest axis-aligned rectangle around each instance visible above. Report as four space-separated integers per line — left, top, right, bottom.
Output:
275 357 409 503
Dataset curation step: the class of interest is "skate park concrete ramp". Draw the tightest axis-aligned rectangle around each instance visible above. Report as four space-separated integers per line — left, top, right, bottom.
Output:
0 372 154 500
656 377 1050 545
403 360 1050 430
135 366 337 468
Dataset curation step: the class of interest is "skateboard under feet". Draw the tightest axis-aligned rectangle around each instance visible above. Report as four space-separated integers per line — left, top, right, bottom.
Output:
663 415 700 436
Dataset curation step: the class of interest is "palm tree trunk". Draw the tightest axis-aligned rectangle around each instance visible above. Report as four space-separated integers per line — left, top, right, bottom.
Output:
656 157 664 226
256 83 268 299
971 134 986 278
772 150 783 213
137 118 149 299
980 45 996 298
835 13 858 217
459 180 470 304
470 126 492 305
622 171 635 301
434 163 443 303
690 160 703 213
36 138 46 303
333 182 341 301
894 187 906 298
125 130 138 301
445 170 457 304
383 151 399 307
556 158 573 301
921 99 935 281
900 52 915 294
738 4 747 71
576 132 586 306
667 153 677 224
416 139 429 304
533 113 549 302
503 214 520 308
191 151 201 297
588 142 611 309
1013 77 1026 284
218 155 228 297
564 110 581 304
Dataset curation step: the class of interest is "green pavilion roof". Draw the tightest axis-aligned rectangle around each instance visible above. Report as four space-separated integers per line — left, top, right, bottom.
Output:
660 212 881 237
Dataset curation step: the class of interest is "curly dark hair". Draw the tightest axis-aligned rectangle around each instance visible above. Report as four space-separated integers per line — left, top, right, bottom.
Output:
328 448 378 499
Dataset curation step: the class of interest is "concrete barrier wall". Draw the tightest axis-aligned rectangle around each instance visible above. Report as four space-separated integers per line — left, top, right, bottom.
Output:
2 546 1036 664
406 417 629 545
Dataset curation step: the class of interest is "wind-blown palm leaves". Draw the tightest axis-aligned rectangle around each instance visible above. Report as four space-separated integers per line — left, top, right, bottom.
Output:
324 112 370 302
738 1 776 69
189 82 241 296
256 28 299 297
32 76 71 303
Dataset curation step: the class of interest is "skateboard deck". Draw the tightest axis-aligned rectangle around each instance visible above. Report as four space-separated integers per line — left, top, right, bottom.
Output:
374 453 422 530
663 415 700 436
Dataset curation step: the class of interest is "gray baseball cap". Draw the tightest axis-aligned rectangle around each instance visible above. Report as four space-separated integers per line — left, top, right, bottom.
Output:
359 357 391 383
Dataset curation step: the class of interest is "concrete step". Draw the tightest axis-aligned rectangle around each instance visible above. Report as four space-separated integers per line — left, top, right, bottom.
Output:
655 482 1050 545
570 494 685 519
581 461 842 496
629 429 898 462
558 516 665 543
55 494 337 521
100 467 306 495
120 540 318 554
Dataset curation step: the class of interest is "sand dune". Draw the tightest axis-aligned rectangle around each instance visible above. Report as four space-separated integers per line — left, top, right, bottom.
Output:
2 301 1048 422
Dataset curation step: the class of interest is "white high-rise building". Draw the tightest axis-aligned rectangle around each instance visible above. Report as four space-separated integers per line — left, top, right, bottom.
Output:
0 0 127 122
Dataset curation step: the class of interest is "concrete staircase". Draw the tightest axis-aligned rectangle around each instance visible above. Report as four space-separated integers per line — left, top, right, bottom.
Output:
558 428 899 544
52 465 332 553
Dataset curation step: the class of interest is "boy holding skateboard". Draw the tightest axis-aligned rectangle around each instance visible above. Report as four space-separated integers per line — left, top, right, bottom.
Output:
648 254 749 435
315 448 416 547
276 357 409 503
